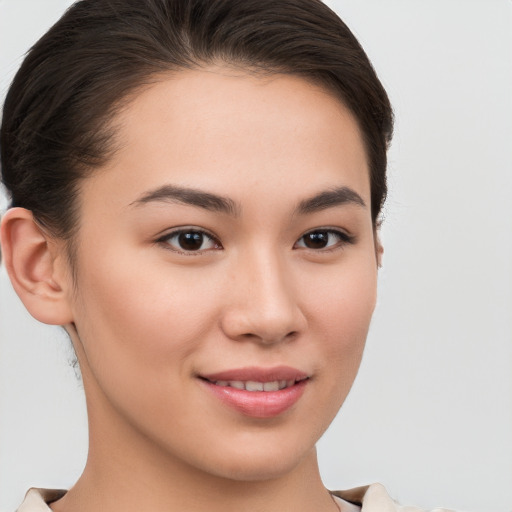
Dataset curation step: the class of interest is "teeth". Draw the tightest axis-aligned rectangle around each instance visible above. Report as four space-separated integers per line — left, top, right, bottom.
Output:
263 381 279 391
246 381 264 391
213 379 302 391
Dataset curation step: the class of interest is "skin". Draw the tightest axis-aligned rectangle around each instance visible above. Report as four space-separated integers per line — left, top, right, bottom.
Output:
1 67 380 512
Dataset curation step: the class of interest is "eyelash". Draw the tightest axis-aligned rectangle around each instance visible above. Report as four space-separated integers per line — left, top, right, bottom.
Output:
294 229 355 251
156 227 355 255
156 228 222 255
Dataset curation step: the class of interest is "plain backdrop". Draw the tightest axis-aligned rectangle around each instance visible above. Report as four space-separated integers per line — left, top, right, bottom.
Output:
1 1 511 511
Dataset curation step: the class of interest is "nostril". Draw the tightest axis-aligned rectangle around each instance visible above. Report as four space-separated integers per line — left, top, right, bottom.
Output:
233 330 298 345
260 330 299 345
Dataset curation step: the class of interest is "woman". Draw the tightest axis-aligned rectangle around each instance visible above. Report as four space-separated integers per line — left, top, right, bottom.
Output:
1 0 454 511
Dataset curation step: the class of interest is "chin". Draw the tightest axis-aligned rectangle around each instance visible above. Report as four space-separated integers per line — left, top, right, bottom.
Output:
219 460 301 482
189 438 318 483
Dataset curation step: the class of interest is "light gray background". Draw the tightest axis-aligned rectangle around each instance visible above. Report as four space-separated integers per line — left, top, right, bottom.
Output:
1 1 511 511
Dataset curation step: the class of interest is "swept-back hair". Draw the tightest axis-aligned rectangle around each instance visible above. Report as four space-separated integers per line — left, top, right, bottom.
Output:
1 0 393 245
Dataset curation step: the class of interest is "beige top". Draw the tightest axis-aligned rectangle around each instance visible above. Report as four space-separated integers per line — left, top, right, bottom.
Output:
17 484 456 512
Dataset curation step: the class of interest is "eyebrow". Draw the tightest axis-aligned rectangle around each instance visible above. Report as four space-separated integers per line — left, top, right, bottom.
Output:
296 186 366 215
131 183 365 217
131 184 240 216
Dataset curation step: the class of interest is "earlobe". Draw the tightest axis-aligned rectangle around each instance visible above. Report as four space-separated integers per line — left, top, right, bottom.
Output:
0 207 74 325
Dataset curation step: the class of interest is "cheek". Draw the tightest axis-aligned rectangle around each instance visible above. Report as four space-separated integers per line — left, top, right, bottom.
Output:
306 252 377 342
305 253 377 398
68 253 221 439
293 268 376 446
70 248 223 380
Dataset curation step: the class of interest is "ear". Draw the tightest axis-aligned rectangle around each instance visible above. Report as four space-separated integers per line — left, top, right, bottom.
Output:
374 231 384 268
0 207 74 325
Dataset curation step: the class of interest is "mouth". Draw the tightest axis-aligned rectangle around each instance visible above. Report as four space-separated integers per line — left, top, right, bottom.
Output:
198 367 310 418
205 377 308 392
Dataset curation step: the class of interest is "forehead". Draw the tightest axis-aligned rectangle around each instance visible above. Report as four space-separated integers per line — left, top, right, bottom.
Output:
81 67 370 213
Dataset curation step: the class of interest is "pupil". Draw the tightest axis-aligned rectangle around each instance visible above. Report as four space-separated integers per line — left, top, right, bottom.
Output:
304 232 328 249
178 232 203 251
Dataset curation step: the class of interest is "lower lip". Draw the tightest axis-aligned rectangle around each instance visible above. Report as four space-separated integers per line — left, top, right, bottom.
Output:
201 380 308 418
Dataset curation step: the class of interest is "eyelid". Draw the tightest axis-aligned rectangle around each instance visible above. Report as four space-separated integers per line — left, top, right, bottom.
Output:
294 227 356 251
155 226 222 254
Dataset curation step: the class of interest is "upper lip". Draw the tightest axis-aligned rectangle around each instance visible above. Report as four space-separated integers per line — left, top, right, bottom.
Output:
200 366 309 383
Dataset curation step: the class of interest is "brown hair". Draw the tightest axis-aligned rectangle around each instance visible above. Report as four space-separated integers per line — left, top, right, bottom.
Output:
1 0 393 245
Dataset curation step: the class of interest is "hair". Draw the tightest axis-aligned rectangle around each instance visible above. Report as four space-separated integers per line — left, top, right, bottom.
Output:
1 0 393 250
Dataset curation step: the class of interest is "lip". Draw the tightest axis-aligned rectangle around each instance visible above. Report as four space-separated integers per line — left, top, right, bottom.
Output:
201 365 309 383
199 366 309 419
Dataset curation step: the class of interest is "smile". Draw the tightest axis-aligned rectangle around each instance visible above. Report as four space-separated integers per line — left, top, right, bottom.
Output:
199 367 310 418
211 378 307 392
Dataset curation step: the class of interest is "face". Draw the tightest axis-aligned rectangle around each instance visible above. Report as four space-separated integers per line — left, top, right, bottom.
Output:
65 67 378 482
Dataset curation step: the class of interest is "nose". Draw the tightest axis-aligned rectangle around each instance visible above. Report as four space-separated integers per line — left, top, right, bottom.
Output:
220 249 307 345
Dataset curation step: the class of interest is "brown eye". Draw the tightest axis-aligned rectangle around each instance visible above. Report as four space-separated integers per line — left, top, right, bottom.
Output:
295 229 354 250
161 229 220 253
178 232 205 251
302 231 330 249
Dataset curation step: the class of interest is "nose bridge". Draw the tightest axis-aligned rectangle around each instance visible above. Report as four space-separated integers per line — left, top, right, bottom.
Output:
221 244 305 344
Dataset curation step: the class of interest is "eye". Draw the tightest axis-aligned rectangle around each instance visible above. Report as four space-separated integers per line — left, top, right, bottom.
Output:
158 229 221 253
294 229 354 250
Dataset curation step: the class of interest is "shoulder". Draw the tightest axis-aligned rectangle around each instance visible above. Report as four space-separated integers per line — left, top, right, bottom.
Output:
333 483 460 512
16 488 66 512
17 484 464 512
